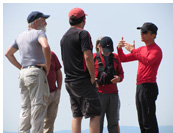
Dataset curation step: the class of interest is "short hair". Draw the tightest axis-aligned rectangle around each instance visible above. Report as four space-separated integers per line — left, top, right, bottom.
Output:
69 15 85 26
28 17 42 27
151 30 157 36
148 30 157 39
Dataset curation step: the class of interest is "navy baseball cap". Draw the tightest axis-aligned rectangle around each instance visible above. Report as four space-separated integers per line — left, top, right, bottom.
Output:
100 36 114 53
27 11 50 23
137 22 158 34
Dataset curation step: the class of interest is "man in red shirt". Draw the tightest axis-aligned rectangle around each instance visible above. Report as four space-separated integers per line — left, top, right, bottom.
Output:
94 36 124 133
117 22 162 133
43 51 62 133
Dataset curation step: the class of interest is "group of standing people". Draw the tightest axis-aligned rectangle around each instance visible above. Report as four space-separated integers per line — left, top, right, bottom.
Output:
5 7 162 133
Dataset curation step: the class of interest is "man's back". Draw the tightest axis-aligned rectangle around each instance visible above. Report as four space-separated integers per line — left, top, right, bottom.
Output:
12 29 47 67
60 27 92 82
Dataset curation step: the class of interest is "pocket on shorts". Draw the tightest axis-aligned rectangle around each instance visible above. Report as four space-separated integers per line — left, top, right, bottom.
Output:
25 72 38 86
85 98 101 116
18 73 23 89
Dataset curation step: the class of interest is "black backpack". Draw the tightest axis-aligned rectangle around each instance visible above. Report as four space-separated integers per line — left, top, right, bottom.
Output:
94 53 118 85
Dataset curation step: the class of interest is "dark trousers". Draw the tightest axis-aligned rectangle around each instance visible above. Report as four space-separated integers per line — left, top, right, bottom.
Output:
136 83 159 133
99 93 119 133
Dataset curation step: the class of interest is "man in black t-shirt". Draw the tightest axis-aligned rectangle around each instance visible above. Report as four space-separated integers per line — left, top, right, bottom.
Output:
60 8 101 133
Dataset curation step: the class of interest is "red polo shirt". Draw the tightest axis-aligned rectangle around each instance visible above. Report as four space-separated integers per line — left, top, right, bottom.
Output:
117 43 162 85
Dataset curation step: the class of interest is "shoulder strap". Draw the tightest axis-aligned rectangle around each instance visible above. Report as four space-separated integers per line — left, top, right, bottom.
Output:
109 53 118 65
94 52 105 74
94 52 101 63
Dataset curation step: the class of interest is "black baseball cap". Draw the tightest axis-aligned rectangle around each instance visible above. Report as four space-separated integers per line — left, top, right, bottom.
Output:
137 22 158 34
100 36 114 53
27 11 50 23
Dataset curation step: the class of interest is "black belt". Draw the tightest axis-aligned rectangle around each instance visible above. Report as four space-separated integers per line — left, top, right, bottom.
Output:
22 65 45 71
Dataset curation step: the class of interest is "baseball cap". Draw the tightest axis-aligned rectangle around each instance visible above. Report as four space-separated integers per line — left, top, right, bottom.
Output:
137 22 158 34
27 11 50 23
100 36 114 53
68 8 87 20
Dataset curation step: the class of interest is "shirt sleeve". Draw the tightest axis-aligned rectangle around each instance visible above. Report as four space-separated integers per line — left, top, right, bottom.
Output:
114 54 124 82
117 47 137 62
12 40 19 50
131 46 162 66
38 30 47 39
93 53 98 78
80 30 93 52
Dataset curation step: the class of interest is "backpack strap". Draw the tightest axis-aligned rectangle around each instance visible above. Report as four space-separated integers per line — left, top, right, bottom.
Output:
109 53 118 66
94 52 119 85
94 53 119 72
94 52 104 72
94 52 101 62
94 53 104 85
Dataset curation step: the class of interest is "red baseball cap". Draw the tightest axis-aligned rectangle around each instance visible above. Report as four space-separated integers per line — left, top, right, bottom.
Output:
68 8 87 20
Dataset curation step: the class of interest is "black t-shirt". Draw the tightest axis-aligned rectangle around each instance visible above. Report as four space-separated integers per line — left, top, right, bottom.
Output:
60 27 93 82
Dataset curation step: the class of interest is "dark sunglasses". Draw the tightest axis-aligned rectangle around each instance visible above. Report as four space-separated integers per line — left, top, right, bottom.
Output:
141 30 148 34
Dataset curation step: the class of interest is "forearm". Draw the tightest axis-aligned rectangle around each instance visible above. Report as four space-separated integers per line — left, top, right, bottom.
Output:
42 46 51 73
84 50 95 81
39 37 51 73
5 46 22 70
43 46 51 65
117 47 136 62
117 68 124 82
117 58 124 82
6 55 22 70
86 58 95 79
118 73 124 82
56 70 62 90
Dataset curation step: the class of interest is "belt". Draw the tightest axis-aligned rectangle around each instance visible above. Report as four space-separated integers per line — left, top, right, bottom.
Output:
22 65 45 71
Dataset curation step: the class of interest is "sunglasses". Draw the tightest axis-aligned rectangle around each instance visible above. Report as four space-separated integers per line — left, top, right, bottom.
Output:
141 30 148 34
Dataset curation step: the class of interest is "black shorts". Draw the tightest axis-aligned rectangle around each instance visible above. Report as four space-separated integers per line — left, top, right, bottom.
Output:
65 78 101 118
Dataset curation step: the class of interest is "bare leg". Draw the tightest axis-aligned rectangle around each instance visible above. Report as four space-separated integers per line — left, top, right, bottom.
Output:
118 123 120 133
72 117 83 133
90 116 100 133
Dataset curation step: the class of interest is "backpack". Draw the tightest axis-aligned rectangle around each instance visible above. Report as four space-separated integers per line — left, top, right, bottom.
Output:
94 52 118 85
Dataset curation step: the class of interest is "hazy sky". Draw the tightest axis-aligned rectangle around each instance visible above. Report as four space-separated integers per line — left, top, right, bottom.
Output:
1 1 173 132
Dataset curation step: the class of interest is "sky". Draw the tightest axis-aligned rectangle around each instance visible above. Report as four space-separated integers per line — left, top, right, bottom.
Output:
1 1 173 132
